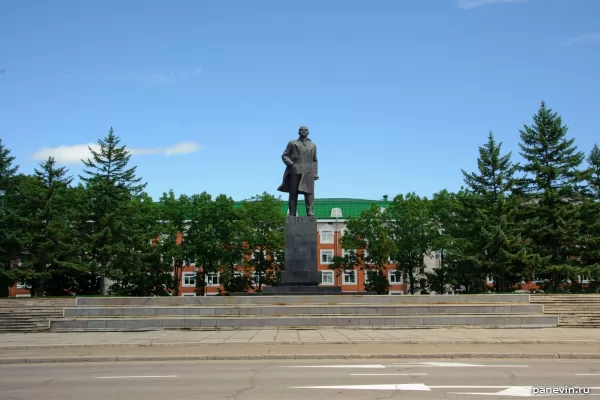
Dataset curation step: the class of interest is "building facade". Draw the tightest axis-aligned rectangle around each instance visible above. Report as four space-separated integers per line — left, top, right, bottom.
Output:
179 198 410 296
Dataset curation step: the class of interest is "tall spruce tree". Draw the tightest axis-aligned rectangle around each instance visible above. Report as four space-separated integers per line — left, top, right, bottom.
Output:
517 101 591 291
579 144 600 289
432 189 489 294
15 157 81 296
0 139 19 297
79 128 147 294
461 132 530 292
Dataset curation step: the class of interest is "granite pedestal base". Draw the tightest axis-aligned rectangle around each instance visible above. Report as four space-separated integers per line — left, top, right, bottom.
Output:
280 215 319 286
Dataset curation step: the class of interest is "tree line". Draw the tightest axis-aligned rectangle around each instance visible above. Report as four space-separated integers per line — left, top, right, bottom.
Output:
0 129 285 297
0 101 599 297
333 101 600 294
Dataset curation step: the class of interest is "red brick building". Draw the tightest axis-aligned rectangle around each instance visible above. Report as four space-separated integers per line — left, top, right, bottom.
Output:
178 198 406 296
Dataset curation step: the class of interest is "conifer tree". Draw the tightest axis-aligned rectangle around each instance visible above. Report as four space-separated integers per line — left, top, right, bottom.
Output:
461 132 530 292
517 101 591 291
15 157 82 296
579 144 600 288
0 139 19 297
79 128 147 294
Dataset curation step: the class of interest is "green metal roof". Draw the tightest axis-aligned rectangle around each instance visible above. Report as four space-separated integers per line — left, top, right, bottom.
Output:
234 198 390 219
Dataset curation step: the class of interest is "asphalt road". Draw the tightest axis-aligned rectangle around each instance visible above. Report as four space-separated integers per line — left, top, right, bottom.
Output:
1 359 600 399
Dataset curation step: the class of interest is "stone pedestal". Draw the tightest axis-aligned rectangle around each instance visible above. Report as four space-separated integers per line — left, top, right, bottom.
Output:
280 215 319 286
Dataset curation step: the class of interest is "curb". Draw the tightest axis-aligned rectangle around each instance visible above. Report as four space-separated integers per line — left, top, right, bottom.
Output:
1 352 600 364
1 339 600 350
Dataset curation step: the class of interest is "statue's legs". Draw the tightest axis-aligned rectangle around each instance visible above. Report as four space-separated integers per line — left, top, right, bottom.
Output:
305 192 314 216
288 174 301 216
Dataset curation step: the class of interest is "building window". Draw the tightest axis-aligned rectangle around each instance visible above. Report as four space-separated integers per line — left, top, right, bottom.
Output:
16 281 31 289
343 270 356 285
320 250 334 264
206 272 220 286
321 270 334 285
320 226 334 244
580 275 590 283
389 270 402 284
487 275 494 284
182 273 196 287
252 271 266 284
251 250 266 260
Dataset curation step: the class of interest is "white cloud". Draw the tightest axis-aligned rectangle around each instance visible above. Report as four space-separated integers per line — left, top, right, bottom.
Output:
456 0 531 9
559 33 600 47
32 141 202 165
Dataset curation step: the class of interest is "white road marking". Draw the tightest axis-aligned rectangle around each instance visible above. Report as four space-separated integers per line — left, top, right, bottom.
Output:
389 362 528 368
351 373 428 376
94 375 178 379
284 364 386 368
450 386 535 397
450 387 600 397
292 384 600 393
290 383 431 391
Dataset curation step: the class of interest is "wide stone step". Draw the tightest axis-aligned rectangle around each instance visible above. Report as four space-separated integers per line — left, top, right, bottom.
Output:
63 304 544 318
49 314 558 331
75 294 531 307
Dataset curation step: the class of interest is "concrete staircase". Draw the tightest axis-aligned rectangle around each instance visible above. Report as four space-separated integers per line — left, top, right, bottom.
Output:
530 294 600 327
49 294 559 332
0 299 75 333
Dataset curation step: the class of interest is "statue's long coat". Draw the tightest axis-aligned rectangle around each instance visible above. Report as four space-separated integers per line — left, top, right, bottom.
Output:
277 138 318 194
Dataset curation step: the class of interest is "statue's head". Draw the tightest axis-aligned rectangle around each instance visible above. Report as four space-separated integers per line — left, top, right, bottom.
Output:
298 126 309 139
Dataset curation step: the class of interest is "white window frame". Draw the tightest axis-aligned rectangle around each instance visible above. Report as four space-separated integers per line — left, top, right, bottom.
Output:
182 272 196 287
342 270 356 285
320 249 334 265
487 275 494 284
388 270 403 284
580 275 590 284
251 250 267 260
252 271 266 284
320 270 334 286
16 281 31 289
206 272 220 286
319 226 334 244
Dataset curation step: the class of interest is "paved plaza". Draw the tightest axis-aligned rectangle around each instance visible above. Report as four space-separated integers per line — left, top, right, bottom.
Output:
1 327 600 349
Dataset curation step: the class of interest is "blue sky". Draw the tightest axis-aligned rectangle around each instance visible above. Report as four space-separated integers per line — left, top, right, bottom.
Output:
1 0 599 202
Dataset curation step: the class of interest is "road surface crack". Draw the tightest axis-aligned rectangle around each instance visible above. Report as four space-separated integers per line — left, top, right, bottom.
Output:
224 368 259 400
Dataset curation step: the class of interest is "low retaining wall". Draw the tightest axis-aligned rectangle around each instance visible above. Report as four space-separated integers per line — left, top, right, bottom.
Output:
50 314 558 331
63 304 544 317
76 294 531 307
